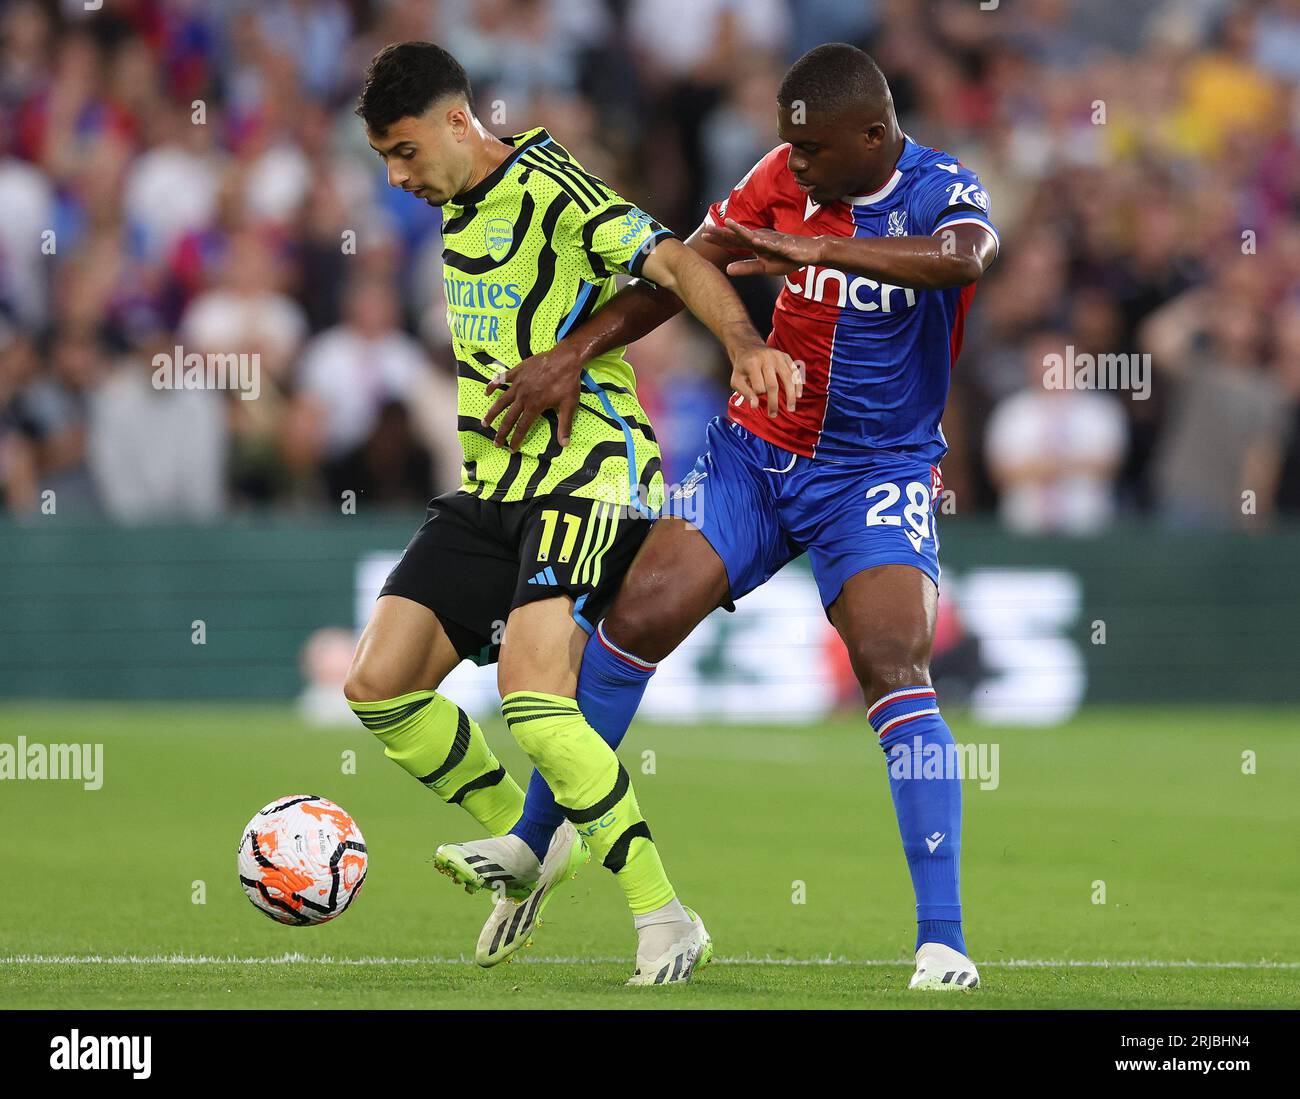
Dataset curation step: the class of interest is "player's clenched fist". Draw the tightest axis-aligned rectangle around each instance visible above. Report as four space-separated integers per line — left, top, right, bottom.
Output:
730 345 802 418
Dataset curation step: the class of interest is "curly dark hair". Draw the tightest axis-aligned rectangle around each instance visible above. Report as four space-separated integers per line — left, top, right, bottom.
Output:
355 41 473 133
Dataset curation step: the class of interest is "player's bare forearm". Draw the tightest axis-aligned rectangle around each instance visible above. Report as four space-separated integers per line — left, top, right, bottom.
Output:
639 238 767 360
702 218 996 290
640 237 802 414
479 264 690 450
535 226 729 374
561 279 684 367
481 228 798 449
812 229 996 289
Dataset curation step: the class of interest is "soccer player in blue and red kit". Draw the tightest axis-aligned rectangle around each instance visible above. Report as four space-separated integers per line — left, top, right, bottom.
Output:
468 43 998 990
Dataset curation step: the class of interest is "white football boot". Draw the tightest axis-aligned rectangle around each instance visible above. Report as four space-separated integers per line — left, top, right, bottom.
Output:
625 905 713 986
474 821 590 967
908 942 980 990
433 833 541 901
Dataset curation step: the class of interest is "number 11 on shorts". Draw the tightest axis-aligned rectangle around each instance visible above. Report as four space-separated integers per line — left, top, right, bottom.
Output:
536 508 583 563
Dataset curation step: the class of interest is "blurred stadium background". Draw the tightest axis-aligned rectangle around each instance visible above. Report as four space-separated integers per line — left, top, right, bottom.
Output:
2 0 1299 722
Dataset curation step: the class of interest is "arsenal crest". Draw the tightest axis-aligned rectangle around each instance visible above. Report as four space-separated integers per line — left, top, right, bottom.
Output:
485 218 513 261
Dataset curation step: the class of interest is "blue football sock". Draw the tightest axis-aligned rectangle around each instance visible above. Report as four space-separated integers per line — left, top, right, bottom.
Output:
508 623 657 861
868 686 967 956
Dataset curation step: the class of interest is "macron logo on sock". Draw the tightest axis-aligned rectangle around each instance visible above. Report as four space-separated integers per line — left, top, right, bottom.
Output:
925 831 946 853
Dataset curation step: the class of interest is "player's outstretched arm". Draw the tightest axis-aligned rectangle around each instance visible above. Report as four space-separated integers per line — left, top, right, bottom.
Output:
638 237 801 417
483 229 800 450
702 218 996 290
482 276 683 449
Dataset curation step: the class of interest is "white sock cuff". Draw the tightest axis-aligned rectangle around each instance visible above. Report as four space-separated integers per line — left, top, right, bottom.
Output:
633 896 688 930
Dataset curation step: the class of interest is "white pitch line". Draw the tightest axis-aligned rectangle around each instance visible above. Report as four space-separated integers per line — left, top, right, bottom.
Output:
1 953 1297 970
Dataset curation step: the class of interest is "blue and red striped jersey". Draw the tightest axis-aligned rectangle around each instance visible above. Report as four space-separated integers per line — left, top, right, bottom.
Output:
705 136 998 463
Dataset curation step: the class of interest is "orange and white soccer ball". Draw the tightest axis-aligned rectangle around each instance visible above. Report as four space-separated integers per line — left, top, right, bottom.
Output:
237 795 368 925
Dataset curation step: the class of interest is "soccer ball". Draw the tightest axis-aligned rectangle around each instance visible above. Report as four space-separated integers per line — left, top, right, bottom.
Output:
237 795 368 925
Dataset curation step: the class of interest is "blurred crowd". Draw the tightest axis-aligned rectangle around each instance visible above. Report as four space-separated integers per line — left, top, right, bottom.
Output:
1 0 1298 531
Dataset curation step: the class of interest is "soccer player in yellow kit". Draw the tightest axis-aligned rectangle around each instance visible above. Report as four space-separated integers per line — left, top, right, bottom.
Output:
345 41 798 984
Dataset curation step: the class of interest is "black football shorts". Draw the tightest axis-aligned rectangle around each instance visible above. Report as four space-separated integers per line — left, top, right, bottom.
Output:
380 490 652 665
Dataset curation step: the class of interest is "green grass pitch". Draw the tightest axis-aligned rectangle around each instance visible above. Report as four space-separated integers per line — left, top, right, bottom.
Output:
0 703 1296 1009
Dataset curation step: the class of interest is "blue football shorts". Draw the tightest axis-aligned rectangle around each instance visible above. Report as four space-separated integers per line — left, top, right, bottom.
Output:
661 416 943 610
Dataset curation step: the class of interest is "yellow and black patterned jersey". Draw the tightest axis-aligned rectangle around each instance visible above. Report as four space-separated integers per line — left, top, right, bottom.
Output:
441 126 673 510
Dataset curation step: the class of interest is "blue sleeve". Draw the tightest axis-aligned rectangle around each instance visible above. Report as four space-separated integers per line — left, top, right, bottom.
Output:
911 162 999 252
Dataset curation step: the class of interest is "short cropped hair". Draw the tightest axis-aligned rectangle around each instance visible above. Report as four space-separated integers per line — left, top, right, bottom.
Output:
355 41 472 132
777 43 891 118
